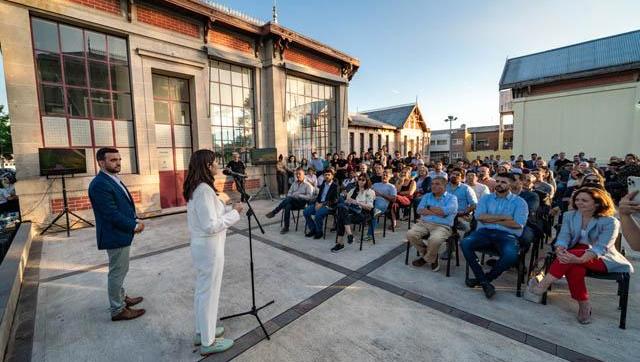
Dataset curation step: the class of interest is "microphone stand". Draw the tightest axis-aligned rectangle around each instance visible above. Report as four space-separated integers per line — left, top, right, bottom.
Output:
220 174 275 339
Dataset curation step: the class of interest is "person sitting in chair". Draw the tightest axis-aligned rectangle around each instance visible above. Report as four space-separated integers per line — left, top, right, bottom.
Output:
461 173 528 299
331 174 375 252
266 168 315 234
368 170 398 239
303 168 338 239
446 167 477 232
407 177 458 272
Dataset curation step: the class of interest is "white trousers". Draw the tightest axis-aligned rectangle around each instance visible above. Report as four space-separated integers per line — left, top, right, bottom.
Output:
191 234 225 347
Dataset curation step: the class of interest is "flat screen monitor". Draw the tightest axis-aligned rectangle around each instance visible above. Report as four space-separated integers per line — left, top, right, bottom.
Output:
250 148 278 165
39 148 87 176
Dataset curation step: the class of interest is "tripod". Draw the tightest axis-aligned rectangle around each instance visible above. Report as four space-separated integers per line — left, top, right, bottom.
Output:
252 164 274 201
221 175 275 339
41 174 94 237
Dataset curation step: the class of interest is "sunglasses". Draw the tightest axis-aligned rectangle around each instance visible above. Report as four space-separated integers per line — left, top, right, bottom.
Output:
358 178 366 181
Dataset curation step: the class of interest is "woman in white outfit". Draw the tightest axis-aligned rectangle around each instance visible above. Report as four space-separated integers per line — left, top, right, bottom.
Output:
184 150 243 356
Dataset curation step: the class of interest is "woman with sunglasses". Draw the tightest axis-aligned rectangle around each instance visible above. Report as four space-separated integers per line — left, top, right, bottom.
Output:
331 174 375 252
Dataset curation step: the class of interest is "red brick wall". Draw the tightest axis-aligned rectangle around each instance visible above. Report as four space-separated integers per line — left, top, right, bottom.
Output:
68 0 121 15
51 191 141 213
208 28 253 54
285 47 341 76
136 4 200 38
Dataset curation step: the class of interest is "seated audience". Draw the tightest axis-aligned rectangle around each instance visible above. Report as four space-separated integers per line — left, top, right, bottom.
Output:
391 167 417 228
303 168 338 239
266 168 315 234
619 190 640 251
342 169 358 192
407 177 458 271
413 165 432 212
466 170 490 200
331 175 376 252
461 173 528 299
446 167 477 231
370 163 384 184
428 161 448 180
477 165 496 192
526 187 633 324
368 170 398 237
305 166 318 188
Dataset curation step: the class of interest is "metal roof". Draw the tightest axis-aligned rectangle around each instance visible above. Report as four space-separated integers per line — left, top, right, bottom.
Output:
499 29 640 89
360 103 416 128
348 114 397 130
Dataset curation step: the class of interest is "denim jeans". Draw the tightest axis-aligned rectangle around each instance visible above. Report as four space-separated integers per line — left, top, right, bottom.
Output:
106 246 130 316
304 204 332 236
274 197 307 229
461 228 520 284
368 198 389 236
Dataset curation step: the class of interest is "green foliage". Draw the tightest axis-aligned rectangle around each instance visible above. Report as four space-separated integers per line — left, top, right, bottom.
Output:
0 105 12 159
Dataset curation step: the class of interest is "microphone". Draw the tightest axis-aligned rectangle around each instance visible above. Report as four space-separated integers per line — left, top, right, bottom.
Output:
223 168 247 178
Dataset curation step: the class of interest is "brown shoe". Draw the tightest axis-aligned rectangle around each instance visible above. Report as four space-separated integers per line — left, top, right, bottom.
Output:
412 258 427 267
125 295 143 307
111 307 146 321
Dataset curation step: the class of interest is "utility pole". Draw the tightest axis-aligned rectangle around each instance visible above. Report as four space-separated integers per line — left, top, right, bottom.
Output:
444 115 457 164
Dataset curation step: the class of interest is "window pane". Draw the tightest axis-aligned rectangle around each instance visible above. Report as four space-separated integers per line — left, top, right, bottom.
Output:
304 81 312 96
210 61 219 82
36 51 62 83
60 24 83 56
219 62 231 84
220 84 232 105
67 88 89 117
311 83 319 98
210 83 220 104
242 68 251 88
91 91 112 118
232 86 243 106
86 31 106 60
110 63 130 92
220 106 233 127
172 102 190 124
211 104 221 125
154 101 170 124
243 88 253 108
89 61 109 89
113 93 132 120
40 85 65 115
32 18 59 53
152 75 169 98
172 78 189 101
231 65 242 86
108 36 128 63
233 107 244 127
63 56 86 86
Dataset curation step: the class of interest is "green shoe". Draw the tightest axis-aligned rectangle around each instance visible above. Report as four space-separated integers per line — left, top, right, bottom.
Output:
200 338 234 355
193 327 225 346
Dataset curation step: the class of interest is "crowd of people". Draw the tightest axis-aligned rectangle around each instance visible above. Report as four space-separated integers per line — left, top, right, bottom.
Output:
266 147 640 324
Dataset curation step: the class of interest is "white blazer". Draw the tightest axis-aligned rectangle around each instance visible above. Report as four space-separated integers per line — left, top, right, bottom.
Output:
187 183 240 240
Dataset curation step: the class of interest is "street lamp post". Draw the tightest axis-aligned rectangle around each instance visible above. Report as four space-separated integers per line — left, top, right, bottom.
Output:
444 115 457 164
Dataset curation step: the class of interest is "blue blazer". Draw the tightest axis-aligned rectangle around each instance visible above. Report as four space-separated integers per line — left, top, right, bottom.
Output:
88 172 137 250
556 210 633 273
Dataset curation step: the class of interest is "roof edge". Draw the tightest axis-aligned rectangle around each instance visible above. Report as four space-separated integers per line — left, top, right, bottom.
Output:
360 102 416 114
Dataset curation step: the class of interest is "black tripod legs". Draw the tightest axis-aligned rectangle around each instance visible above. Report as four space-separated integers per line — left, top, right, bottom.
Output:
220 300 275 339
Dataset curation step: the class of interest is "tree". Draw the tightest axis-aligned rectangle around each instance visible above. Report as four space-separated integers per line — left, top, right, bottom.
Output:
0 105 12 160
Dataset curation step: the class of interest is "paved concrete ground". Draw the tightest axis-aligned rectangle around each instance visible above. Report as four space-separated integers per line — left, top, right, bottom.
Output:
5 199 639 362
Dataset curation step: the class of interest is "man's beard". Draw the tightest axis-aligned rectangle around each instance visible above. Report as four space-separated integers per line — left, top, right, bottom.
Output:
106 165 120 174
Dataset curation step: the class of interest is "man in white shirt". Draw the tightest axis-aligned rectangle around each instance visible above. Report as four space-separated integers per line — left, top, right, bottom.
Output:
465 171 490 200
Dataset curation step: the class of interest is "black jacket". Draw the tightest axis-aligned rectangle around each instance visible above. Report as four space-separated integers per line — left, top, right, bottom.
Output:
315 181 339 207
414 175 432 195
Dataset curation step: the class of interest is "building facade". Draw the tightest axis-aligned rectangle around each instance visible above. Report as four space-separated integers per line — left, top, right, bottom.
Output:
0 0 359 225
500 30 640 162
347 103 430 156
466 124 513 161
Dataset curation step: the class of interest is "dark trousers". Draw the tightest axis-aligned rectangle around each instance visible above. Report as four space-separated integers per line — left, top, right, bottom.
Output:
461 228 520 284
277 172 287 195
304 204 332 236
336 205 366 236
273 197 307 229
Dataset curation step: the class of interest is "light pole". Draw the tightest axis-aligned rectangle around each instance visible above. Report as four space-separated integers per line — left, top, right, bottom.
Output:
444 115 457 164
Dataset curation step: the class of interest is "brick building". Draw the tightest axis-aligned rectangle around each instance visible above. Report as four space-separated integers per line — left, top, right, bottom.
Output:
0 0 359 225
347 103 430 157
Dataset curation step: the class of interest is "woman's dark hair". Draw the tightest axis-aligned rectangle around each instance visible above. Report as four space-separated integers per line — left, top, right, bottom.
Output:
278 154 284 161
183 149 217 201
571 187 615 217
357 174 372 189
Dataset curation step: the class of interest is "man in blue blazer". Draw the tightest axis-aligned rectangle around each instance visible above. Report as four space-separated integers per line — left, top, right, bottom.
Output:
304 167 339 239
89 148 145 321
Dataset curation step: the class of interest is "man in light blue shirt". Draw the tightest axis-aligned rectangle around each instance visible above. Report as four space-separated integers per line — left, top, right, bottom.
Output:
406 177 458 271
461 173 528 299
368 170 397 237
446 167 477 232
309 152 325 176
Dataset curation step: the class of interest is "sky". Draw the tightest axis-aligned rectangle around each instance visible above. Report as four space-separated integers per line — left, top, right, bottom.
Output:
2 0 640 130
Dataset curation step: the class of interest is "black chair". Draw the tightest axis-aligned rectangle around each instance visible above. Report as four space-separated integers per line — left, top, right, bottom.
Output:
358 210 377 251
541 248 631 329
280 207 303 231
404 223 460 277
323 208 337 239
465 242 528 297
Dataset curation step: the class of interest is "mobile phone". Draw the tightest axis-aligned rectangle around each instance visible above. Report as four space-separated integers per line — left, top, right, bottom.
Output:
627 176 640 224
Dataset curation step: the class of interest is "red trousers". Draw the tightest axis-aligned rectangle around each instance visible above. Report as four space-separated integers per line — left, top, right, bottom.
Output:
548 244 607 301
